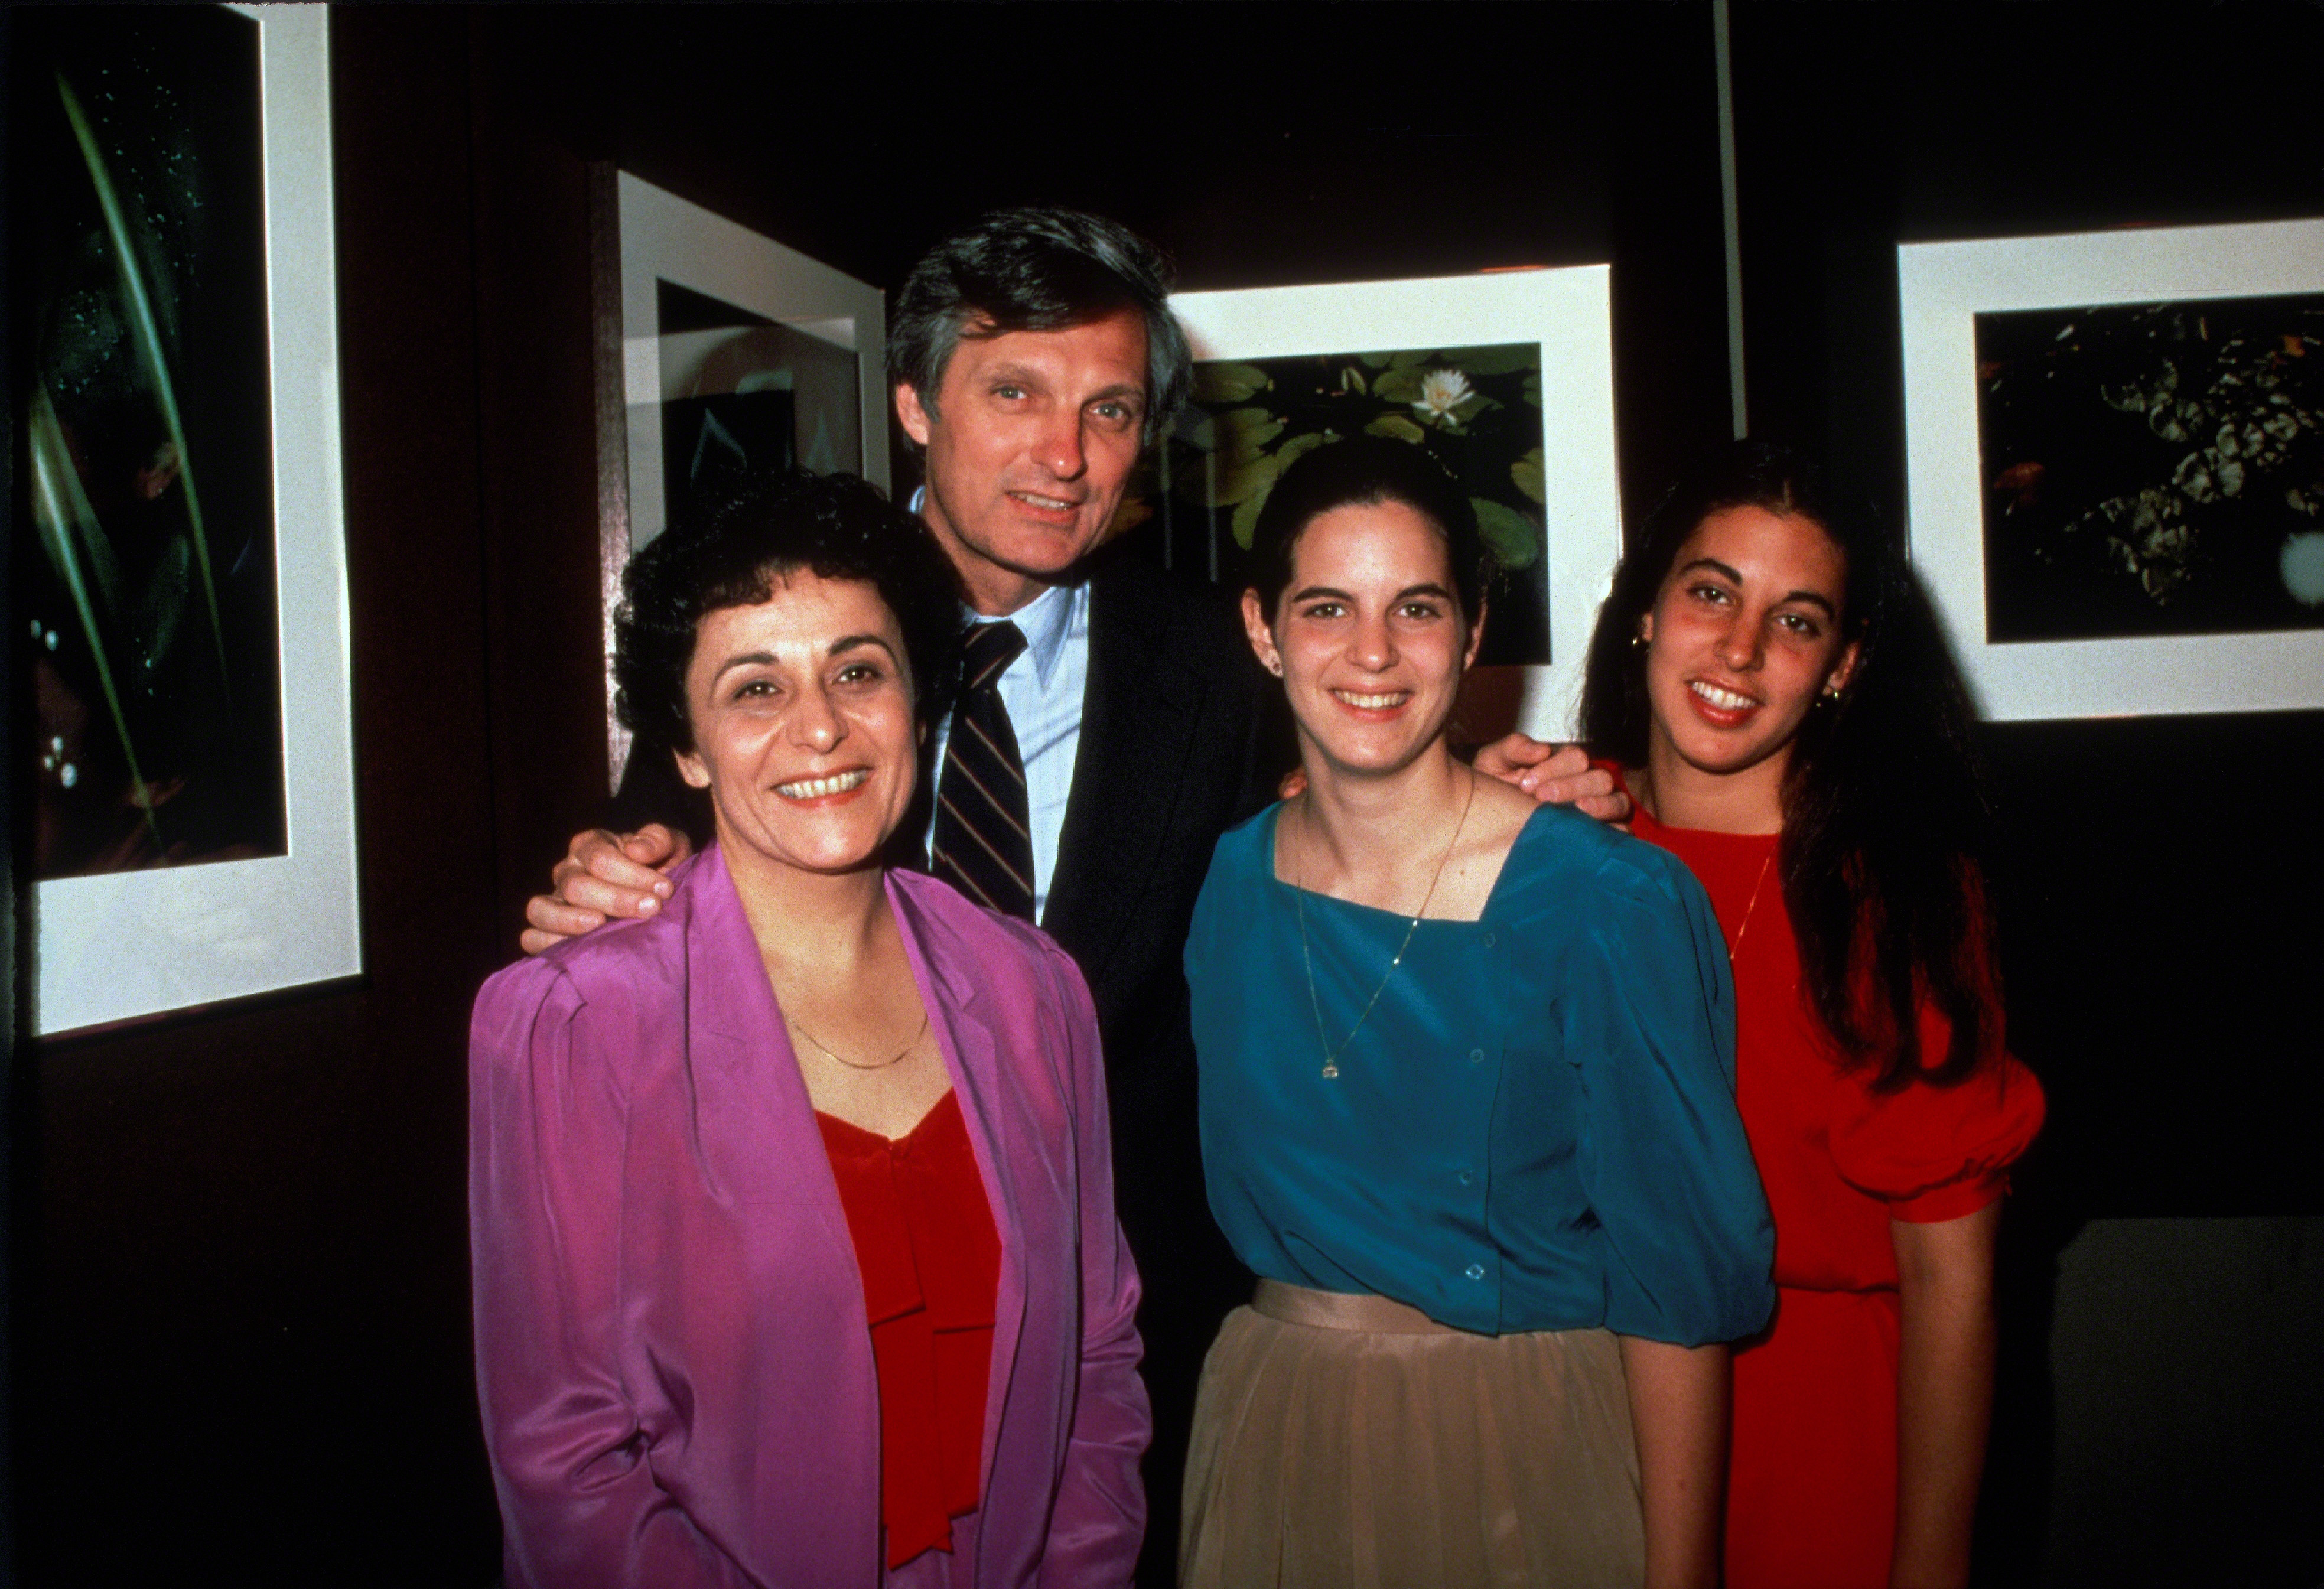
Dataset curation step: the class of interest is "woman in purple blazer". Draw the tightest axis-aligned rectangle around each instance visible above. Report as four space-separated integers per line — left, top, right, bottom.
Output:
469 470 1148 1588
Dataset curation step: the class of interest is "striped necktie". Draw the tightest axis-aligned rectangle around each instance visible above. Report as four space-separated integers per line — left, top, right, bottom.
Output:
932 620 1036 922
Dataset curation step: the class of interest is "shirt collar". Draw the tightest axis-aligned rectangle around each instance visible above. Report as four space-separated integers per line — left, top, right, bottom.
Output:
969 579 1081 691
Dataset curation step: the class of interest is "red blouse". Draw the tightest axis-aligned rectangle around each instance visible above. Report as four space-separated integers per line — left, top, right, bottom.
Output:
1625 804 2046 1284
816 1090 1002 1571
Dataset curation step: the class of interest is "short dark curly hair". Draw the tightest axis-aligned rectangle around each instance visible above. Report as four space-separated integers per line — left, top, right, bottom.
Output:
886 206 1191 447
614 469 963 754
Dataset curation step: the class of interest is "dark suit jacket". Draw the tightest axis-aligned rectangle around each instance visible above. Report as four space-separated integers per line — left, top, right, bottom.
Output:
1037 552 1281 1588
1044 551 1277 1339
1047 553 1274 1138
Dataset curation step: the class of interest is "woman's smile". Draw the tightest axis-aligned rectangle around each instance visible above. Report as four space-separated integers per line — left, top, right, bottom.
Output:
1329 686 1414 715
774 767 874 803
1681 677 1765 726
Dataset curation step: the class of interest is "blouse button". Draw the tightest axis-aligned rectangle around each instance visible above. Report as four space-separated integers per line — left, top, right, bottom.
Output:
1464 1262 1486 1281
1457 1169 1474 1186
1468 1048 1485 1065
1483 932 1496 947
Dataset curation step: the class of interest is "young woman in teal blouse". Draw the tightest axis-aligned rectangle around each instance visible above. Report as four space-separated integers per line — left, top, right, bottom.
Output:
1178 439 1773 1589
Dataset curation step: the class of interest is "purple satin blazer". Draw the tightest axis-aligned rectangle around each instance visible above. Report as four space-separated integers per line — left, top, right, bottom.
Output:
469 848 1148 1587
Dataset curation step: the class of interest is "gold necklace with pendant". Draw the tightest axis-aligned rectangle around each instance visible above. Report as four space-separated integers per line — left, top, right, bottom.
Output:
1293 770 1477 1080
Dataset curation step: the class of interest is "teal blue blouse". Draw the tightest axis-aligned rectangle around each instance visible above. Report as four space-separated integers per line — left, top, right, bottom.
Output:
1186 802 1774 1345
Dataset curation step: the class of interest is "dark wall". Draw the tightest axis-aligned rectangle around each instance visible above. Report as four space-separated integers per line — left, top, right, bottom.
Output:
14 9 505 1583
11 4 2319 1584
474 1 1737 526
1727 8 2324 1584
1728 1 2324 1220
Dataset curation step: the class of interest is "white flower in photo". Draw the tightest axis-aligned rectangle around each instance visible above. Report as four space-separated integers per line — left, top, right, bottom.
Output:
1413 368 1472 424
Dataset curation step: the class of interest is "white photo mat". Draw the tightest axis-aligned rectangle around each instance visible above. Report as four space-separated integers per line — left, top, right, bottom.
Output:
604 172 888 786
1168 268 1626 741
1899 218 2324 721
34 5 359 1036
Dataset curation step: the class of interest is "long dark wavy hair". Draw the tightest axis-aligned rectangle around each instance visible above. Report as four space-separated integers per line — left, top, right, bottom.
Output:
1579 442 2000 1091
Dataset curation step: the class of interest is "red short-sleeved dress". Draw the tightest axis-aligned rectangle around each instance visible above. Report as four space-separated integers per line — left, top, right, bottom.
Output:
1628 803 2045 1589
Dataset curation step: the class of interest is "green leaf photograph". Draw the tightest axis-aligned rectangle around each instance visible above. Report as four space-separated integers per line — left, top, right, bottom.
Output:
17 4 288 878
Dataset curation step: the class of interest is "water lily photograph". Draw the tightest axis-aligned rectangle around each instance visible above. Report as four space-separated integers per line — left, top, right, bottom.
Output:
1129 340 1553 665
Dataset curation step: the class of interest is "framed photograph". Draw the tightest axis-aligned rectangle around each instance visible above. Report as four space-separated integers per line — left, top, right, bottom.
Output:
594 171 888 788
20 4 357 1035
1899 218 2324 720
1157 268 1625 739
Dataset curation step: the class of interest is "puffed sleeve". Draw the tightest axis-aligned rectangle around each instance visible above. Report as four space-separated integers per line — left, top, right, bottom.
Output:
1569 850 1776 1345
1830 998 2047 1223
468 957 754 1589
1034 938 1151 1587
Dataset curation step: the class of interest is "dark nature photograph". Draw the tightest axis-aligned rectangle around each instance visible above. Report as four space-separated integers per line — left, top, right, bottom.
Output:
1974 292 2324 644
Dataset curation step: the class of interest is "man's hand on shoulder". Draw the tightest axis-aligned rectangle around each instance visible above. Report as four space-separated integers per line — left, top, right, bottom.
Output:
1472 734 1632 826
519 824 694 956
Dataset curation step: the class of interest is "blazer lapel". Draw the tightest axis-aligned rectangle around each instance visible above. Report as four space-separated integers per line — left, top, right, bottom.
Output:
1043 564 1209 994
887 874 1029 1503
682 849 854 1246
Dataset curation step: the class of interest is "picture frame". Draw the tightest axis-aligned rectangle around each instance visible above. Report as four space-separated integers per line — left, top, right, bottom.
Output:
594 171 888 789
28 5 359 1036
1899 217 2324 721
1164 268 1625 740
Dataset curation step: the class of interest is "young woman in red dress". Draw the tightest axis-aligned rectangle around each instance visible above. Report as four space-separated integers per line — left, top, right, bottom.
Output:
1578 443 2045 1589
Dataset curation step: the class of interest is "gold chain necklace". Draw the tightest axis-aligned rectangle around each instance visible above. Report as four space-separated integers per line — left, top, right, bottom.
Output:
1726 851 1775 963
1293 770 1477 1080
786 1006 929 1072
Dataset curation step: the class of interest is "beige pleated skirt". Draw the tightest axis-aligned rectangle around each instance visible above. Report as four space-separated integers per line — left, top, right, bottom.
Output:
1180 1281 1643 1589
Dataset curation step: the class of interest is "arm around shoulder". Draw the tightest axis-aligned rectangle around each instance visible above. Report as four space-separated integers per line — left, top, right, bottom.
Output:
519 823 692 956
1473 734 1632 823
